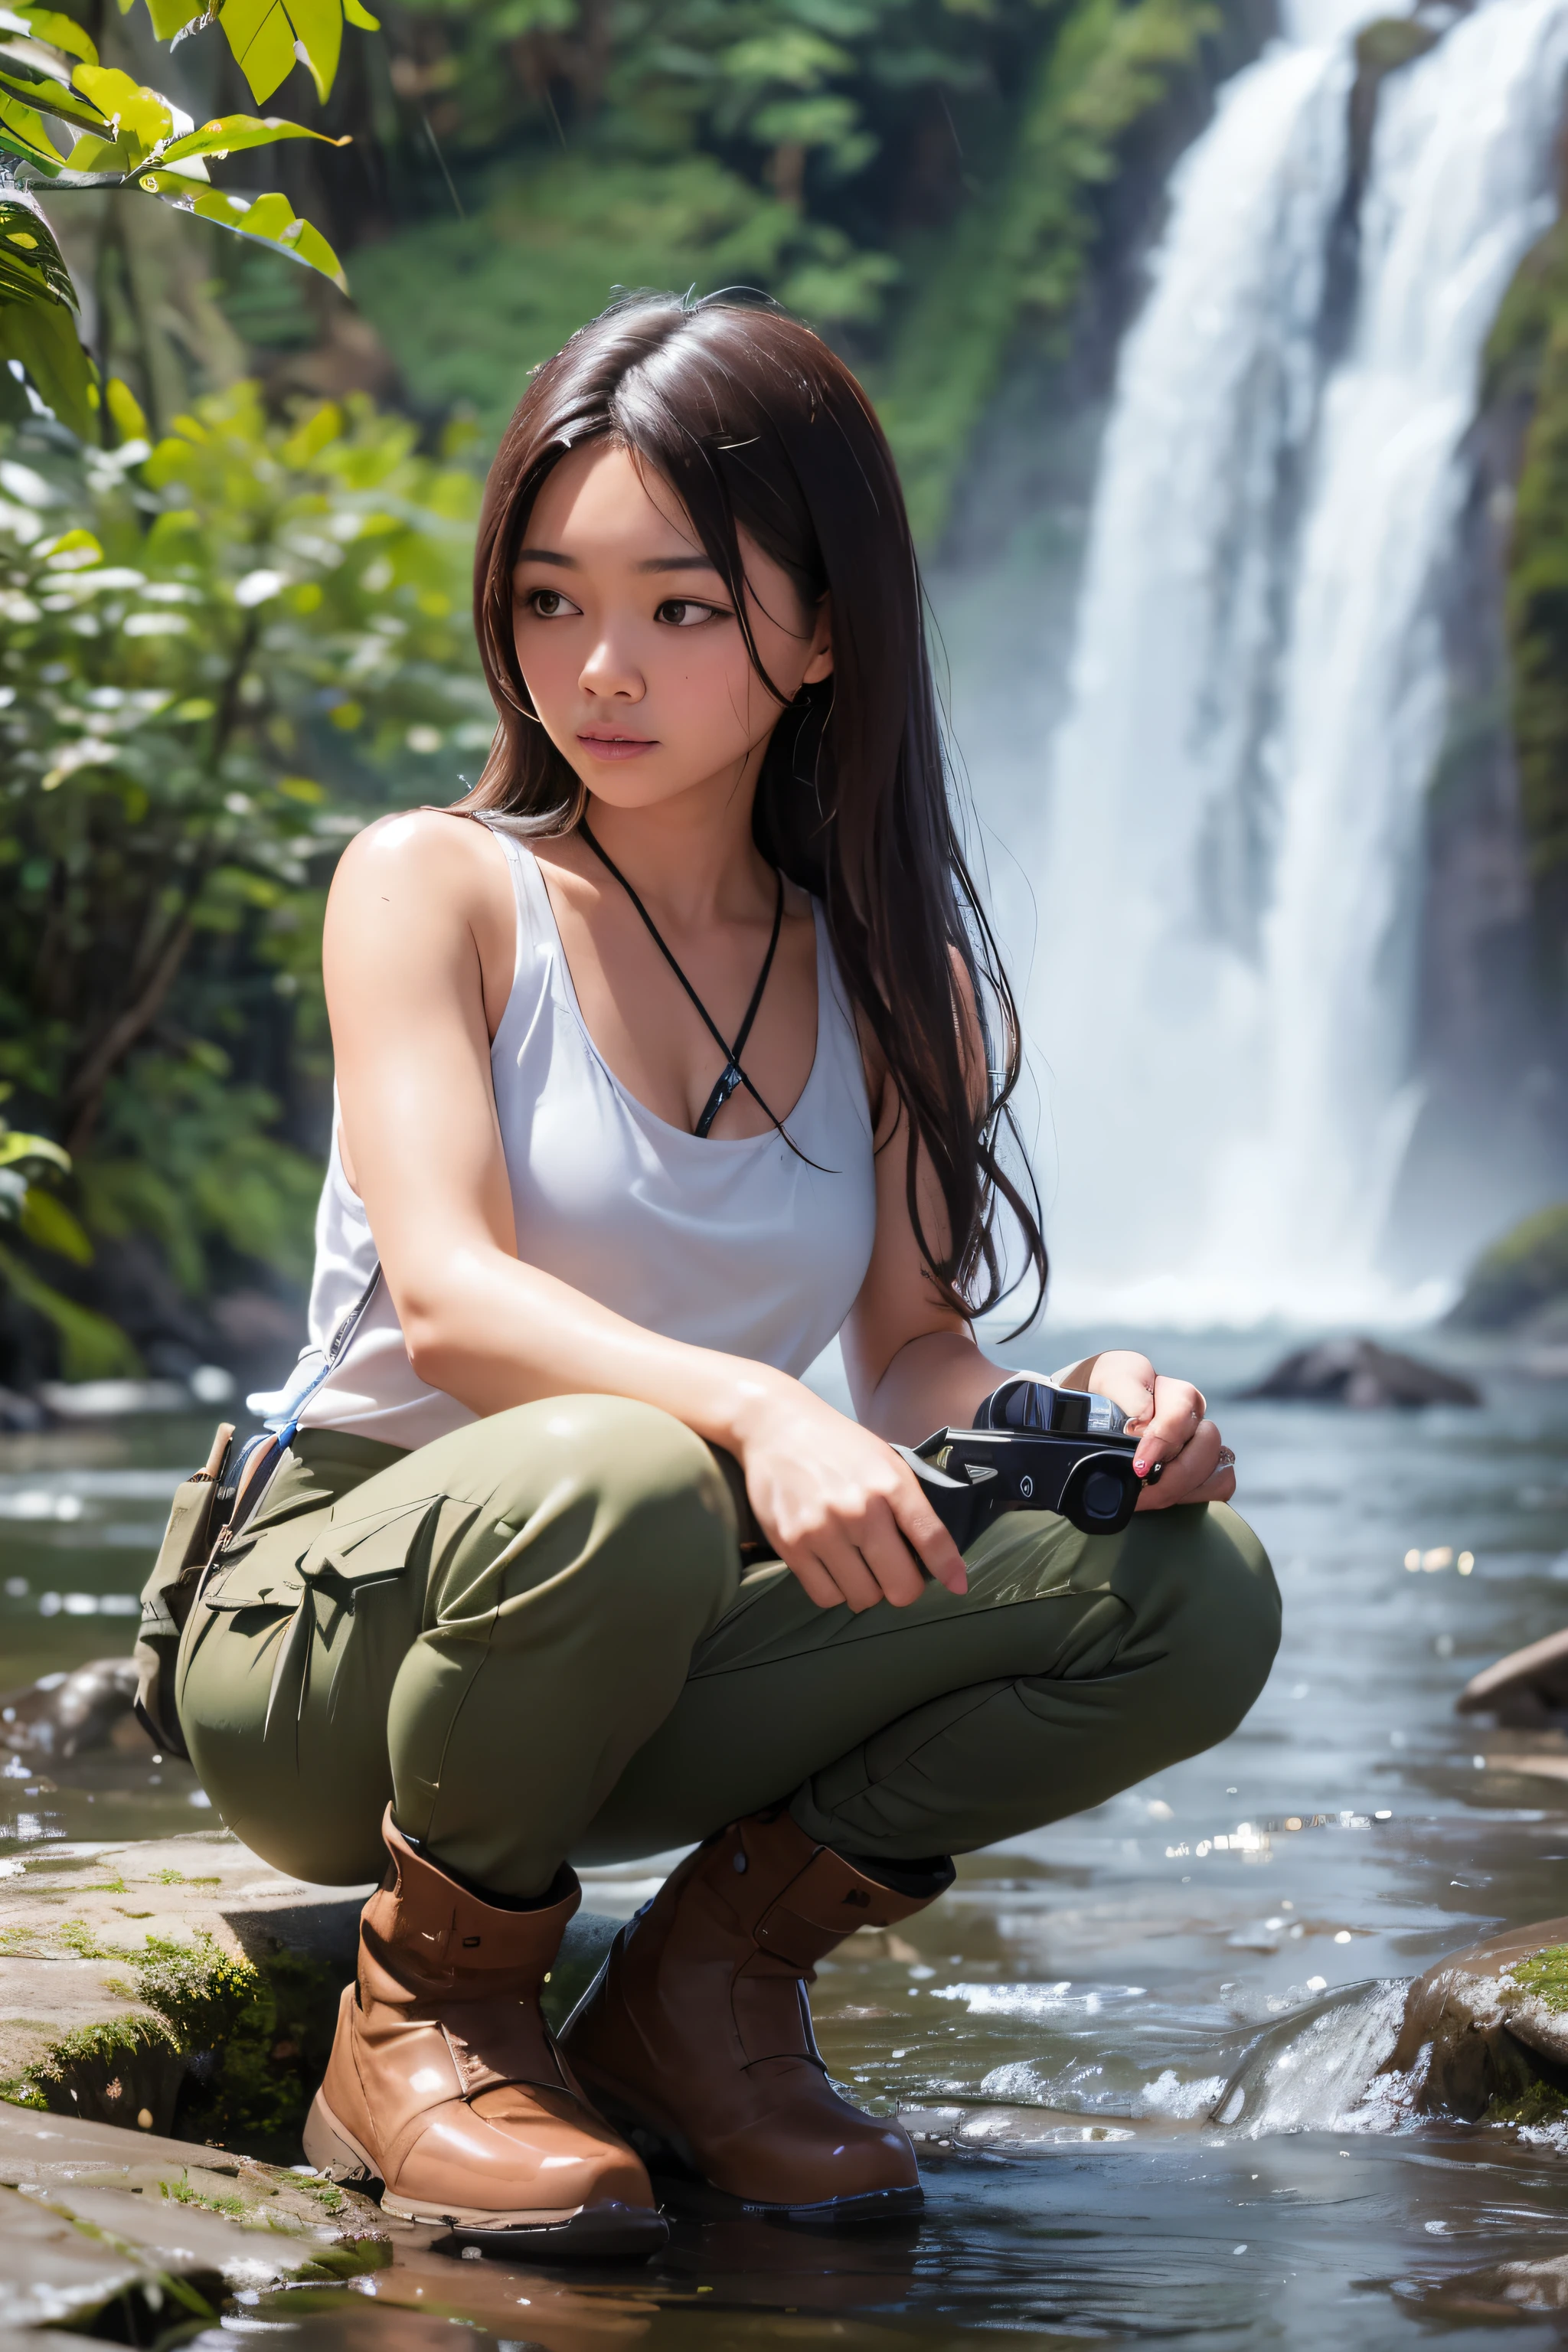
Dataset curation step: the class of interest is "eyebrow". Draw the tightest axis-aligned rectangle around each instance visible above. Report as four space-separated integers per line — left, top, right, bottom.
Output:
513 547 724 576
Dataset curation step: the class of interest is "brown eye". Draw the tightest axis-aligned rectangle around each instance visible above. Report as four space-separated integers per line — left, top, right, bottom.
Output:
655 598 724 628
530 589 567 617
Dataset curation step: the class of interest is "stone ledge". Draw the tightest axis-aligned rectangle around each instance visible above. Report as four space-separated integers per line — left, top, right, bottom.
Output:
0 1831 619 2156
0 2102 387 2333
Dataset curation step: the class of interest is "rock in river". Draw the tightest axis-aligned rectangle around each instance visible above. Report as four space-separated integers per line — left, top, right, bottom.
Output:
1457 1628 1568 1728
1241 1335 1481 1408
0 1660 148 1762
1383 1916 1568 2119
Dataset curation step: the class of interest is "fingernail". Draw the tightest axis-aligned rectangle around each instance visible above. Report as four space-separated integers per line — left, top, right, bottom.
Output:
1134 1460 1148 1476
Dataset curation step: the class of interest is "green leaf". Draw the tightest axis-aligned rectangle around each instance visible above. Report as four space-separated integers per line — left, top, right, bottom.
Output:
0 279 93 434
283 0 339 101
142 0 204 37
157 109 349 162
145 181 347 289
0 6 98 65
214 0 299 106
105 372 148 442
0 65 114 135
0 194 77 307
341 0 377 28
60 129 136 171
0 83 62 169
0 1240 139 1378
19 1185 93 1263
0 1131 70 1173
73 62 172 152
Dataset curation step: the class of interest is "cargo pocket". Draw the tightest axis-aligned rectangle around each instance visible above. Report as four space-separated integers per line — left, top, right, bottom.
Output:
229 1497 436 1749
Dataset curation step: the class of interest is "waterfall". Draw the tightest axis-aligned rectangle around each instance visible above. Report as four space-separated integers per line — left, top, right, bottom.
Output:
1030 0 1568 1325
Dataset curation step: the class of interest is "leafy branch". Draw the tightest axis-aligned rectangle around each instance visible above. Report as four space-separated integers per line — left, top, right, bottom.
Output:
0 0 374 436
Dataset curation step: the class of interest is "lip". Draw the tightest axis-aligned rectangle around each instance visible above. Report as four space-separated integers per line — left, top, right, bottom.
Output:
577 732 657 762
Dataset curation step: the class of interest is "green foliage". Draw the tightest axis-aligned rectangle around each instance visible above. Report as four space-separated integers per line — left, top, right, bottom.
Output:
876 0 1220 538
351 149 841 439
0 1089 136 1372
0 383 485 1331
0 0 364 433
1449 1200 1568 1330
352 0 1226 528
1485 222 1568 894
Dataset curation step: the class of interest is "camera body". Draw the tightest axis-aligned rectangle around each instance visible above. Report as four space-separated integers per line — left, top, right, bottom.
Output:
893 1382 1144 1544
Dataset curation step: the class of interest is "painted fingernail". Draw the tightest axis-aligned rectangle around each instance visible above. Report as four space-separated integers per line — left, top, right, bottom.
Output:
1134 1461 1148 1476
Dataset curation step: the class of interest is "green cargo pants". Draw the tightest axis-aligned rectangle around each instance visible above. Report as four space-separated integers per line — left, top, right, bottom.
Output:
176 1395 1279 1897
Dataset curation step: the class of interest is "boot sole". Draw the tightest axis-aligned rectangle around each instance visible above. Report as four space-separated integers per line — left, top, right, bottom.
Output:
302 2091 668 2259
569 2063 924 2229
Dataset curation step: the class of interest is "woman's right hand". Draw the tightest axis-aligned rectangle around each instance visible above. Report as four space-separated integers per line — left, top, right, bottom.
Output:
734 1377 968 1611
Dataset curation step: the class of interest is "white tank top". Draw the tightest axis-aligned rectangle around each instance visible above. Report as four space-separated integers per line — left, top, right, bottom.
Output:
255 822 878 1450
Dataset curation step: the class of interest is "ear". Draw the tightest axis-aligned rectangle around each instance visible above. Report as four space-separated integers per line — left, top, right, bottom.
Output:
801 593 834 684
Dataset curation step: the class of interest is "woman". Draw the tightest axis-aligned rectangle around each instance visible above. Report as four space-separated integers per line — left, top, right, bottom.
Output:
175 292 1279 2257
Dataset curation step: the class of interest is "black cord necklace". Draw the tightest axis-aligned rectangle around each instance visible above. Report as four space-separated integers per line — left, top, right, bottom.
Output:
578 816 787 1140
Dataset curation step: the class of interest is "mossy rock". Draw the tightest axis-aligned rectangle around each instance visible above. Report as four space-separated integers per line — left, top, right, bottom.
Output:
1447 1201 1568 1330
1387 1916 1568 2119
0 1832 620 2162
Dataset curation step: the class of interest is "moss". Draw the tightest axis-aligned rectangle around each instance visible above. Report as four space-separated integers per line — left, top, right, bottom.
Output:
8 1926 343 2159
165 2171 247 2219
1483 222 1568 905
1508 1943 1568 2013
1487 2079 1568 2127
1449 1201 1568 1328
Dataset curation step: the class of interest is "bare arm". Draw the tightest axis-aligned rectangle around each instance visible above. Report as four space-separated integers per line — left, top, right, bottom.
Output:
841 977 1236 1511
324 812 969 1605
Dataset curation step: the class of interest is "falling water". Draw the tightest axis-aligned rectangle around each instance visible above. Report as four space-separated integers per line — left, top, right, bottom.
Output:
1031 0 1568 1325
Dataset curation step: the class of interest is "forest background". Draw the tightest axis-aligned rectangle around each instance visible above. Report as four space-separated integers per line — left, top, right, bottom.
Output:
2 0 1565 1392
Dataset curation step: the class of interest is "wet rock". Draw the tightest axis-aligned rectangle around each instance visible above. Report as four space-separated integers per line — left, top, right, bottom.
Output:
1240 1335 1481 1408
1457 1628 1568 1727
0 2102 387 2329
1383 1916 1568 2118
0 1659 148 1762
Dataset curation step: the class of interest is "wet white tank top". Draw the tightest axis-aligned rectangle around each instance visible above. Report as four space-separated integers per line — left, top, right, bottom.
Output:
260 822 878 1451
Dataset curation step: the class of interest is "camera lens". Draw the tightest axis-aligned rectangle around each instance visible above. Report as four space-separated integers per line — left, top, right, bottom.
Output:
1083 1469 1125 1521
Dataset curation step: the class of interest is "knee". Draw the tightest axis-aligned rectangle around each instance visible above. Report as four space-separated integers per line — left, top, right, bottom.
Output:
483 1394 737 1624
1122 1501 1281 1748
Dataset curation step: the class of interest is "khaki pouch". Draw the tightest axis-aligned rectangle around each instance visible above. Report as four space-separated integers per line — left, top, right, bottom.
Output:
132 1423 237 1759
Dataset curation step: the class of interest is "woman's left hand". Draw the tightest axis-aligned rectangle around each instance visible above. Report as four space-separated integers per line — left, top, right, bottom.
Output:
1072 1351 1236 1511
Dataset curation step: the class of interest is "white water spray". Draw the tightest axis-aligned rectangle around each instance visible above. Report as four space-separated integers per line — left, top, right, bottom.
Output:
1031 0 1568 1325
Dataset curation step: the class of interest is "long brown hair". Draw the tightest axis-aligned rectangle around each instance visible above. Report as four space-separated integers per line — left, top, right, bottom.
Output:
466 289 1045 1324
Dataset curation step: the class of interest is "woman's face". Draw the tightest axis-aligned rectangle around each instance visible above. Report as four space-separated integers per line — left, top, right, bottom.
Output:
511 440 832 816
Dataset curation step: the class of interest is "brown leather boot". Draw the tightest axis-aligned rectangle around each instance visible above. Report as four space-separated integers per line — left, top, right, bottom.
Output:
558 1808 952 2222
302 1808 665 2256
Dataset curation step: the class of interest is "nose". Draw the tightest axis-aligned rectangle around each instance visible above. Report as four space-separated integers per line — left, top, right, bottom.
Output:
580 628 645 704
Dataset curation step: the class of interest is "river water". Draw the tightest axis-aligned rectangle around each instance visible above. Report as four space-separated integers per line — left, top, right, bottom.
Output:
7 1329 1568 2341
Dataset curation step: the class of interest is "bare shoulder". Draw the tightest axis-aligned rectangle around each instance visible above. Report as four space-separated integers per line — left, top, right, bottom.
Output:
331 806 510 921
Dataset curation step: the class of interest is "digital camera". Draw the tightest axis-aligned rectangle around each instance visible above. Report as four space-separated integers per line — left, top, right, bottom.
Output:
894 1378 1144 1544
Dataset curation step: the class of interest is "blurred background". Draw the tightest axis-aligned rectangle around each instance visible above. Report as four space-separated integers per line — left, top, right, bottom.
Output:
7 0 1568 1395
